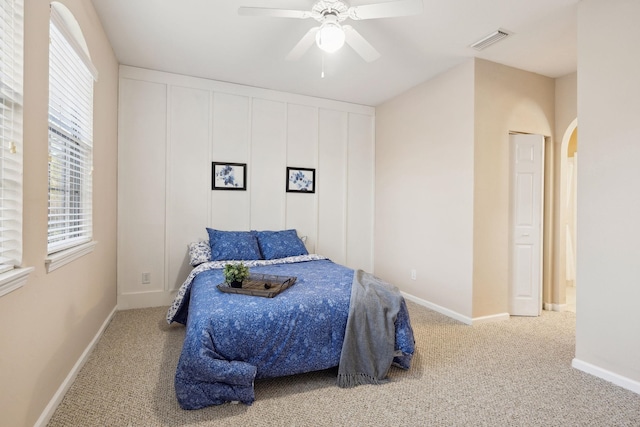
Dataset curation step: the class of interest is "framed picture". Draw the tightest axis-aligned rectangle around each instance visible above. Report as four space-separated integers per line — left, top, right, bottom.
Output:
212 162 247 190
286 167 315 193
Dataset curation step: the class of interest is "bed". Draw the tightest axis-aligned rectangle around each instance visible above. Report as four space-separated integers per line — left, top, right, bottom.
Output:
167 229 415 410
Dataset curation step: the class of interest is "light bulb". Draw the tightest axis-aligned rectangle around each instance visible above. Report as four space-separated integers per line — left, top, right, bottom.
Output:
315 22 345 53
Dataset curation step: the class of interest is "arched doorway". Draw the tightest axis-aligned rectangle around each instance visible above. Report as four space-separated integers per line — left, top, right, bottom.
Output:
558 119 578 312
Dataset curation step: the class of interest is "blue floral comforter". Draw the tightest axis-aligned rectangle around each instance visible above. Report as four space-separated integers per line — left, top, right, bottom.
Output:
167 255 415 410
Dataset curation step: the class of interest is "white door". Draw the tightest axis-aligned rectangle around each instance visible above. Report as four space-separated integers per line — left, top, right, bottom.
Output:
509 134 544 316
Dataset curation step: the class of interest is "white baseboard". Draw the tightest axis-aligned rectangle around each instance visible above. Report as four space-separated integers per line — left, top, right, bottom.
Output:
401 291 473 325
34 306 118 427
472 312 511 324
572 358 640 395
401 291 510 325
117 290 176 310
544 302 567 312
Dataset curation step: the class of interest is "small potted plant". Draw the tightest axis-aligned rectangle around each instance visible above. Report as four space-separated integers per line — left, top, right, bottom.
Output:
223 262 250 288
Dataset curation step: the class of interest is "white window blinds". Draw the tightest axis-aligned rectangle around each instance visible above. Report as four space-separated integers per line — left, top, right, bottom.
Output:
47 7 96 254
0 0 24 272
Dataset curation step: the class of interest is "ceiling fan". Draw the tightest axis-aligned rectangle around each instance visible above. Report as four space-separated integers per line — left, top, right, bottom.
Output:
238 0 423 62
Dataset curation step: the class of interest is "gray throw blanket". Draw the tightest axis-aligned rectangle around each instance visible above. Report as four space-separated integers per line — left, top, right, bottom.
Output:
337 270 402 388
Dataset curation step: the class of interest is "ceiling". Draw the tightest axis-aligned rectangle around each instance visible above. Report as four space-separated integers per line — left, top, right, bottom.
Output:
90 0 579 106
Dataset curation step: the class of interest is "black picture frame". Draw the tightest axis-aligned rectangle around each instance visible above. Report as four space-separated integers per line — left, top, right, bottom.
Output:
286 167 316 193
212 162 247 190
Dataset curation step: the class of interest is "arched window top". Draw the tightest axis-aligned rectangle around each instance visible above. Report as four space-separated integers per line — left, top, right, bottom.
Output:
47 1 96 256
50 2 98 81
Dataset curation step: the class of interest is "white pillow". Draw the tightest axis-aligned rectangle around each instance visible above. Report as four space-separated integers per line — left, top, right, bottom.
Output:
188 241 211 266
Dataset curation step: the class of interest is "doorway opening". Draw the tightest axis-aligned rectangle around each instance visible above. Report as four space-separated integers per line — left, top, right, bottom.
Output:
558 119 578 312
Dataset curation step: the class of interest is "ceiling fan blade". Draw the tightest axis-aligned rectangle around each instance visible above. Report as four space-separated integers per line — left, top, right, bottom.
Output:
286 27 320 61
343 26 380 62
238 7 312 19
348 0 423 20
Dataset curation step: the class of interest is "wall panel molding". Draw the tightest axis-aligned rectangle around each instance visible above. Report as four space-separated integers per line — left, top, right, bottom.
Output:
118 66 375 309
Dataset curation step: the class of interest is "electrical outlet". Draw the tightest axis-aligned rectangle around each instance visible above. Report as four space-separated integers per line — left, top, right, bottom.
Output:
141 272 151 284
411 269 417 280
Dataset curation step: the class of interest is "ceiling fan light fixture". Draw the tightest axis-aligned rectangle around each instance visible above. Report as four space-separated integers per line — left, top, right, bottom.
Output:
315 21 345 53
239 0 424 61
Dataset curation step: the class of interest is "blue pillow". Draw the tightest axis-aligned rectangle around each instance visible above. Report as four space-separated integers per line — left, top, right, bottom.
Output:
255 229 308 260
206 229 263 261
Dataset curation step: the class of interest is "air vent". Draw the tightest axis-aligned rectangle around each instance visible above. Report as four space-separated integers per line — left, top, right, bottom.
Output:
470 29 511 51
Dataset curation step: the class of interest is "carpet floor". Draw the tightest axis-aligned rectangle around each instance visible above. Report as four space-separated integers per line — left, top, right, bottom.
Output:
47 302 640 426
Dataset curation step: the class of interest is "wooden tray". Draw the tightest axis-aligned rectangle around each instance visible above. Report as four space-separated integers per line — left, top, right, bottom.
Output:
217 273 297 298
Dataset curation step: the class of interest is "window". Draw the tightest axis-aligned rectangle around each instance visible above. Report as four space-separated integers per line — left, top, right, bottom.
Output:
0 0 31 297
47 5 97 256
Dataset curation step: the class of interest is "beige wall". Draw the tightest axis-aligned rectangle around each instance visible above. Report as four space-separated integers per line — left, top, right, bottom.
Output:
375 60 475 319
376 58 556 322
555 73 577 138
574 0 640 388
472 59 555 317
0 1 118 426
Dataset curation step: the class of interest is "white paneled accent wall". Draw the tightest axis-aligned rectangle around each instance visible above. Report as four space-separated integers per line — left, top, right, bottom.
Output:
117 66 375 309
